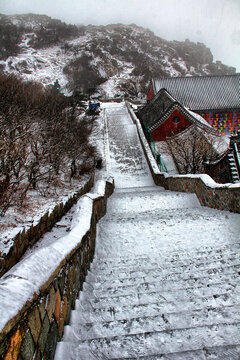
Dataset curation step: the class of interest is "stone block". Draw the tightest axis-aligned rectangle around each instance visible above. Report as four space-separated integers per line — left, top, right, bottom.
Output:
38 314 50 354
28 307 41 344
57 270 65 297
0 336 9 358
4 328 24 360
13 233 21 260
44 320 58 360
20 329 35 360
0 257 5 277
54 289 61 325
19 230 28 256
46 286 56 323
47 212 55 231
29 224 39 241
58 295 68 337
32 350 41 360
38 297 46 322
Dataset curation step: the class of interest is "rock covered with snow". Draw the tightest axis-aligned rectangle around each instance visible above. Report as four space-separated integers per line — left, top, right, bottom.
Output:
0 15 236 99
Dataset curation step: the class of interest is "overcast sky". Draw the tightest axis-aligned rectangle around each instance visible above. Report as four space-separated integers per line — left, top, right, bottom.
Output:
1 0 240 71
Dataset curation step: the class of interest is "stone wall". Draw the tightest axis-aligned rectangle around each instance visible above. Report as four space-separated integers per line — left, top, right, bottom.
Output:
0 177 114 360
0 174 94 278
127 103 240 213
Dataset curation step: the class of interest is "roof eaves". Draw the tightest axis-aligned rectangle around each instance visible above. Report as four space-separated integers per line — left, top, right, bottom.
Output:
150 102 219 136
180 106 219 135
149 102 180 131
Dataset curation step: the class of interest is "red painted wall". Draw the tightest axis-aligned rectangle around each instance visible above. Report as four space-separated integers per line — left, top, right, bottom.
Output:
151 109 192 141
147 84 154 102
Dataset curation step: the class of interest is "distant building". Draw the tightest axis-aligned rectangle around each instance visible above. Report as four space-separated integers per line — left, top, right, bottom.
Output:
138 88 222 141
137 77 240 183
145 74 240 136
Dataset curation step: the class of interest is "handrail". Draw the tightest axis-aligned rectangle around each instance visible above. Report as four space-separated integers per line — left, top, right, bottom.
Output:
144 122 168 173
234 143 240 168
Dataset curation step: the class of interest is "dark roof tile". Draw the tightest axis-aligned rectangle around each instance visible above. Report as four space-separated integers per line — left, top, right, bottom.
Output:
152 74 240 110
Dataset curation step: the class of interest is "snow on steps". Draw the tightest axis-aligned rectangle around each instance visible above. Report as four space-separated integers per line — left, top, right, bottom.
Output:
55 327 240 359
55 188 240 359
55 342 240 360
54 103 240 359
66 305 240 341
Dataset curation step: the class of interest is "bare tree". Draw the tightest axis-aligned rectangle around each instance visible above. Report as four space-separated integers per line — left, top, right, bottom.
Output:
166 126 226 174
0 73 96 215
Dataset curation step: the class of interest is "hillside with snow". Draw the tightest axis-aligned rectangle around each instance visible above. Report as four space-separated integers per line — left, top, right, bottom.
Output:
0 13 237 99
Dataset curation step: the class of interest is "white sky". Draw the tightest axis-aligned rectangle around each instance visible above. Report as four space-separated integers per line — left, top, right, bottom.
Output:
1 0 240 71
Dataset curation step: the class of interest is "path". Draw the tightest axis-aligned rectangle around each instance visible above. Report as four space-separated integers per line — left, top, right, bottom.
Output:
102 102 155 188
55 103 240 359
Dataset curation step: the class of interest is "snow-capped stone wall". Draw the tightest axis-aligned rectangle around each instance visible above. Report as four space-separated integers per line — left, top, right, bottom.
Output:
0 175 95 278
0 177 114 360
127 103 240 213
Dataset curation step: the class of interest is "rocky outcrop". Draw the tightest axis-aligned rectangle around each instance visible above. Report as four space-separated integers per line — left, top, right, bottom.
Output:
0 14 236 98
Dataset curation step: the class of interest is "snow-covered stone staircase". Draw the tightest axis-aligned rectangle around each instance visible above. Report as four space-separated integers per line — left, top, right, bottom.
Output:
55 103 240 359
55 187 240 359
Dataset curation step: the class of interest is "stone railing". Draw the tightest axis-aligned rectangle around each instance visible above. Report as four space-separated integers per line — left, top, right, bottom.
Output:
126 103 240 213
0 177 114 360
0 175 95 278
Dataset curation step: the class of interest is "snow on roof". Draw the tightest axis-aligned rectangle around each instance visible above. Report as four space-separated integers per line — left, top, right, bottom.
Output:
185 107 213 129
152 74 240 110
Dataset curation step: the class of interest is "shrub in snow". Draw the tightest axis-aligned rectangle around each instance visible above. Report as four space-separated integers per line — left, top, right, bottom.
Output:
0 73 96 215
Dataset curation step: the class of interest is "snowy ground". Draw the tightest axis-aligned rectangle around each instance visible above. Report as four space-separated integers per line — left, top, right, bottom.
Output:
1 33 71 92
0 108 105 259
0 33 136 98
55 102 240 359
99 62 134 99
155 141 178 174
0 176 92 259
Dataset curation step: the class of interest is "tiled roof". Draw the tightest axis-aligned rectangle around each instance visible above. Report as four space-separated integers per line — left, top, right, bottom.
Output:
152 74 240 110
149 102 219 136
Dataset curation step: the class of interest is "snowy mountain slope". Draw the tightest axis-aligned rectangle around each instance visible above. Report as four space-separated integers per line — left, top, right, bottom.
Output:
0 14 236 98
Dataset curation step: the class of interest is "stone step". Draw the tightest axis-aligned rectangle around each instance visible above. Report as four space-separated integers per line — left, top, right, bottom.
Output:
86 267 239 290
90 254 239 277
86 262 240 285
91 244 240 268
83 273 239 298
74 293 239 324
54 323 240 359
92 244 239 263
105 192 201 212
78 285 240 315
120 345 240 360
114 186 164 193
55 341 240 360
92 246 240 264
65 305 240 341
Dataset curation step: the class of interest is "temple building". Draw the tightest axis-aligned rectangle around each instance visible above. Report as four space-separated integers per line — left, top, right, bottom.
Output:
144 74 240 136
137 74 240 183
